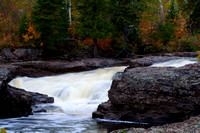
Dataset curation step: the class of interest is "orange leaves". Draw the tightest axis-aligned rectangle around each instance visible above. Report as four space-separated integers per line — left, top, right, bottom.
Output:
97 38 112 51
83 38 94 45
23 25 41 43
68 24 76 37
139 12 156 44
83 37 113 51
40 42 44 47
174 12 189 40
0 128 6 133
22 13 42 47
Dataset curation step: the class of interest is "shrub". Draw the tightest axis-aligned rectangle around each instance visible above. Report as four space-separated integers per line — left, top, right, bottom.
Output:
165 36 200 52
0 128 6 133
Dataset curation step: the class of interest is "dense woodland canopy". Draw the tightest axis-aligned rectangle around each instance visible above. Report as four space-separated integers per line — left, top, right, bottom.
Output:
0 0 200 57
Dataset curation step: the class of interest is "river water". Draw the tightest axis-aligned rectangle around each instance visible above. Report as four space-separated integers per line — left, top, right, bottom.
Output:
0 58 197 133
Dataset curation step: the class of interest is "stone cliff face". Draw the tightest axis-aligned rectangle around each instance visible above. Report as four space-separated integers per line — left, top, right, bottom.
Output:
93 63 200 125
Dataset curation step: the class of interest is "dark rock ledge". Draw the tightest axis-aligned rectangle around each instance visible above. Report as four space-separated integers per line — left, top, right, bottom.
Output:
93 63 200 126
0 65 54 118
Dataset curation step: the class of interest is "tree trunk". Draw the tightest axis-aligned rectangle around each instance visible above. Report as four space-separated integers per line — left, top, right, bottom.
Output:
93 38 100 58
69 0 72 25
123 25 128 44
159 0 164 20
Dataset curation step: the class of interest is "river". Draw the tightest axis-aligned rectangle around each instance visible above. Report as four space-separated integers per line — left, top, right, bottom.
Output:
0 58 197 133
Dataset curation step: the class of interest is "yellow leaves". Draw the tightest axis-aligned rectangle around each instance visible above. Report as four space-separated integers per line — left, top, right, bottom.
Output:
139 12 156 44
23 34 29 42
0 128 6 133
174 12 189 40
198 53 200 61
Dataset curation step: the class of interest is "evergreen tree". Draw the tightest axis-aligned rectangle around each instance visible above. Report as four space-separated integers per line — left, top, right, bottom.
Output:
190 0 200 33
32 0 70 55
109 0 142 55
75 0 113 57
165 0 178 21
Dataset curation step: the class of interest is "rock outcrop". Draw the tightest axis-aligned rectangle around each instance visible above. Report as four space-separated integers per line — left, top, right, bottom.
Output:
93 63 200 125
0 66 54 119
0 48 42 60
11 58 127 77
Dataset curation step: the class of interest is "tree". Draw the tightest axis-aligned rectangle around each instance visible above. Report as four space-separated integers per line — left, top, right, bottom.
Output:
32 0 70 55
75 0 113 57
189 0 200 33
110 0 141 44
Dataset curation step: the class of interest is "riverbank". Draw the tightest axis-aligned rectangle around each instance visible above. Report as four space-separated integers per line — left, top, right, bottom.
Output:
112 115 200 133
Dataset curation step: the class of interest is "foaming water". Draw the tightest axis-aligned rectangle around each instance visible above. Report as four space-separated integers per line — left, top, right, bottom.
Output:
4 66 130 133
9 66 127 115
151 58 197 67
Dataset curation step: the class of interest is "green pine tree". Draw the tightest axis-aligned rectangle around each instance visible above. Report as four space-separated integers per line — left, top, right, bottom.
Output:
109 0 142 55
166 0 178 21
190 0 200 33
32 0 70 56
75 0 113 57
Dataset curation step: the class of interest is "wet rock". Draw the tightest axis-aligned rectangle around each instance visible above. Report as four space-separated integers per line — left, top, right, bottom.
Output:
0 66 54 119
32 92 54 105
93 63 200 125
0 67 32 118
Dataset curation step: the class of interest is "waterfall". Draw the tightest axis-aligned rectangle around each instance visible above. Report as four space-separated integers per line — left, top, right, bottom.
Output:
9 66 127 115
151 58 197 67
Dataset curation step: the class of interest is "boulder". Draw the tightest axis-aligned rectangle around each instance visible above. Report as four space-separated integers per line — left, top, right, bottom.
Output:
93 63 200 125
0 48 43 60
1 48 16 60
0 66 54 119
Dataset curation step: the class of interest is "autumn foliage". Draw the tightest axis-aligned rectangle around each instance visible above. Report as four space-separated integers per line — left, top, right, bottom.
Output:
0 0 200 57
21 13 41 47
83 38 113 51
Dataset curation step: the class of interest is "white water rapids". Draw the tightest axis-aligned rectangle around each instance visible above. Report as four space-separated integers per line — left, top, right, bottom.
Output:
9 66 127 115
151 58 197 67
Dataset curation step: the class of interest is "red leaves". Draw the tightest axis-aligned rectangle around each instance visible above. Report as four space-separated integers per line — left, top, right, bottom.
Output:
83 37 113 51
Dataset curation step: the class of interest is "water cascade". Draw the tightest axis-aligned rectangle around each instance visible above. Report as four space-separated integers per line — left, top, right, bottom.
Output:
3 58 198 132
9 66 127 115
151 58 197 67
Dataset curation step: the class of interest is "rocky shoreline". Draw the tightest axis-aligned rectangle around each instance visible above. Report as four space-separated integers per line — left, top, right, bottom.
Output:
112 115 200 133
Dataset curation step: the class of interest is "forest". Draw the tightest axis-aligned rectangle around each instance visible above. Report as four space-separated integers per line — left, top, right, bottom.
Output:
0 0 200 58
